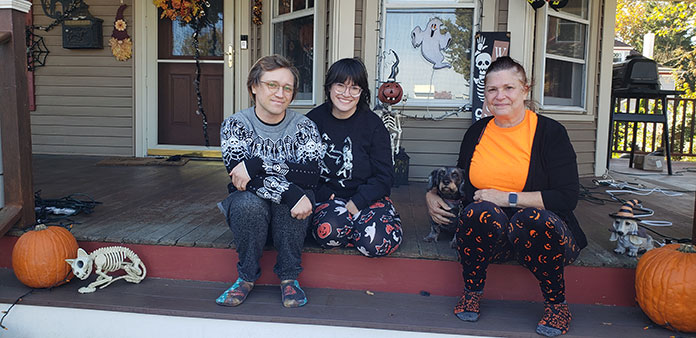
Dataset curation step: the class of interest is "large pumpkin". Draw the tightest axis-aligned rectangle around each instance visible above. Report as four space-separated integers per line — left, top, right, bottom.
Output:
12 224 79 288
635 243 696 332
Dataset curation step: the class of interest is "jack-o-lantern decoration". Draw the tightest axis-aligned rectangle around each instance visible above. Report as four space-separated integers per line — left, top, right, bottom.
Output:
317 223 332 239
378 50 403 106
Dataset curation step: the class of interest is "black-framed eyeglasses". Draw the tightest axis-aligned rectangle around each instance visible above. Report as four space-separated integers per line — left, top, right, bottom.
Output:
332 83 362 97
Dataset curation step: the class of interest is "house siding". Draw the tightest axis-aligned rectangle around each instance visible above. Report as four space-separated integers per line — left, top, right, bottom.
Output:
354 0 363 59
30 0 134 156
497 0 508 31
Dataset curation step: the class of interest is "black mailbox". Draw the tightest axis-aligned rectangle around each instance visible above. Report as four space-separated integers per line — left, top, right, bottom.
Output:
62 17 103 49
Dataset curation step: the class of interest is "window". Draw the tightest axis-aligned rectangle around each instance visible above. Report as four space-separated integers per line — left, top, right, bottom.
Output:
272 0 315 102
541 0 589 108
380 1 475 106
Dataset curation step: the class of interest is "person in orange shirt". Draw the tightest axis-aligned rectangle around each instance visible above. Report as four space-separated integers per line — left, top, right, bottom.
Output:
425 57 587 337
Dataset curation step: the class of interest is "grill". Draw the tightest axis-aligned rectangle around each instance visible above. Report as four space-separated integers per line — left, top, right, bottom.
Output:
612 55 660 90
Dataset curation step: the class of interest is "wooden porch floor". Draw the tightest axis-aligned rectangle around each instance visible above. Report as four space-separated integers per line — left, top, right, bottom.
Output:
8 155 696 268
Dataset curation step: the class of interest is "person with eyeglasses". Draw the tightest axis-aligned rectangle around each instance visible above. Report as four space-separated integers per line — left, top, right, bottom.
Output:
216 55 322 308
306 58 403 257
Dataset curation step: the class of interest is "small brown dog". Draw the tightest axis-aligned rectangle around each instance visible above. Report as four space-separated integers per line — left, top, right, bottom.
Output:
424 167 465 248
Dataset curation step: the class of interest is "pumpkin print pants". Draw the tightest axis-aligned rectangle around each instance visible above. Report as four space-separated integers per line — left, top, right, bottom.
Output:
456 200 580 304
311 197 403 257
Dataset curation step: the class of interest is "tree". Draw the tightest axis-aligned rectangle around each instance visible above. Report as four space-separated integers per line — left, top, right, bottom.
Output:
441 9 473 80
615 0 696 97
615 1 696 159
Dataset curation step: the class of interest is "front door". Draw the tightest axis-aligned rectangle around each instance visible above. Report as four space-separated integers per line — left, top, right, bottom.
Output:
156 1 233 147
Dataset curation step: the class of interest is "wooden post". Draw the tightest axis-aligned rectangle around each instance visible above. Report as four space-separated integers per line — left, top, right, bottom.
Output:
0 1 35 236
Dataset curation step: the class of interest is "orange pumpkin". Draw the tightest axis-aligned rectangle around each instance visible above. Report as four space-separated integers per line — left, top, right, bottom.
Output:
12 224 79 288
378 81 403 105
635 243 696 332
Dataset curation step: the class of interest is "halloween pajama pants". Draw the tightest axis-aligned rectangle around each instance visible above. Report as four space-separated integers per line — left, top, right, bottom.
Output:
218 190 314 282
311 197 403 257
456 201 580 304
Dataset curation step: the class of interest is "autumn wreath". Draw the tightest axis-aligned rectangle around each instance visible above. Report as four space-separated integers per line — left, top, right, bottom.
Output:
153 0 207 23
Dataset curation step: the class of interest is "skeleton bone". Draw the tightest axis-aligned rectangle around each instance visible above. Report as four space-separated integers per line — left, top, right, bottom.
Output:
380 106 402 164
65 246 146 293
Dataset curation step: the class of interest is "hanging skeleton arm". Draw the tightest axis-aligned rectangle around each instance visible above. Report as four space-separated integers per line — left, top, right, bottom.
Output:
66 246 147 294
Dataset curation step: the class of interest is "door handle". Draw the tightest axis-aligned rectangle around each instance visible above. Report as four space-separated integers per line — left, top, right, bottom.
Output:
226 45 234 68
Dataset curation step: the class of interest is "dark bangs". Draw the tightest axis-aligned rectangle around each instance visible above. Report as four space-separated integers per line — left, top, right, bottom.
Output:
324 58 371 111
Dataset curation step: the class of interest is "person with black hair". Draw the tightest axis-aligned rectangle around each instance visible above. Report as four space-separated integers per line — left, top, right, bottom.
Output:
425 56 587 337
307 58 402 257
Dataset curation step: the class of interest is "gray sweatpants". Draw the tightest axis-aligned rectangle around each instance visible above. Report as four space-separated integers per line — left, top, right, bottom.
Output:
218 190 314 282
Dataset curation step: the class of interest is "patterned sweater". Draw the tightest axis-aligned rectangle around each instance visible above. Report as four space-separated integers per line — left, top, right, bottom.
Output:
306 102 393 210
220 106 322 208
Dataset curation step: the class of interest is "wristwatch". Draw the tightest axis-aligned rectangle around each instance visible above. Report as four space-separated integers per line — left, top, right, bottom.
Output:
508 192 518 208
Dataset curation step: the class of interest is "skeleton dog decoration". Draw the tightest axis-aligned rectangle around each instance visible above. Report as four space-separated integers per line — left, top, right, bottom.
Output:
65 246 146 293
609 199 655 257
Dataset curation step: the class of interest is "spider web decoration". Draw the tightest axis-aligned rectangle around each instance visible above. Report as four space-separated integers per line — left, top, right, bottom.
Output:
26 28 50 71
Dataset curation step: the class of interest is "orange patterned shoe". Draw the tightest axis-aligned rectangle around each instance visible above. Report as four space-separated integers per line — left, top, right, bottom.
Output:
536 302 571 336
453 289 482 322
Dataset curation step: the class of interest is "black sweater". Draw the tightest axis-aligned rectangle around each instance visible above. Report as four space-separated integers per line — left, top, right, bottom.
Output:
306 102 393 210
457 115 587 249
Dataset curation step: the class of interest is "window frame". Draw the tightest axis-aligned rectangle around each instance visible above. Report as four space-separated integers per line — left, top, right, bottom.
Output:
537 3 591 111
271 0 318 106
378 0 478 109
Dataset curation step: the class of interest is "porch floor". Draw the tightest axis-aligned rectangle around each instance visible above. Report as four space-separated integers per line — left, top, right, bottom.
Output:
7 155 696 269
0 268 680 338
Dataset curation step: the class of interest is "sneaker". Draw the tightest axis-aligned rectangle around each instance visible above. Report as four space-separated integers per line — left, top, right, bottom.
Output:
536 302 571 337
280 279 307 308
215 278 254 307
453 289 483 322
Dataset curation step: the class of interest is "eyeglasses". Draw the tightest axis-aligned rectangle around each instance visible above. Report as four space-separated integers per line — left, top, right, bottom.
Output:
332 83 362 97
260 81 294 95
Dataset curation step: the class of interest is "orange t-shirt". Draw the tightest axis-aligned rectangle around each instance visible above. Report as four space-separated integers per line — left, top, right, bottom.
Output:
469 110 538 192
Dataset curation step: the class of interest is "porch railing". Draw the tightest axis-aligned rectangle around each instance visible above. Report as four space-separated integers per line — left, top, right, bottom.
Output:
610 96 696 159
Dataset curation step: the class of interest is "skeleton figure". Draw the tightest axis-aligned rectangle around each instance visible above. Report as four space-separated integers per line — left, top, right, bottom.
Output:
65 246 146 293
473 36 491 120
380 107 402 164
319 133 353 187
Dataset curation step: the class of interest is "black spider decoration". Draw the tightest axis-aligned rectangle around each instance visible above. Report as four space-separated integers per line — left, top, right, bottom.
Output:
26 28 50 71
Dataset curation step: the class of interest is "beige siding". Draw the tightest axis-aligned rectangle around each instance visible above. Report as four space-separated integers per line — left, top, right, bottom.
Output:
354 0 363 58
401 118 595 181
30 0 134 156
496 0 508 31
324 0 331 73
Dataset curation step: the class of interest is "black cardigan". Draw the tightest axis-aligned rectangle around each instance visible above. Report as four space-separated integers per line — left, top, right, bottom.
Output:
457 115 587 249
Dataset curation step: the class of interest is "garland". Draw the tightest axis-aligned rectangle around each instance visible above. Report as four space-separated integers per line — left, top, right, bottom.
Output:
153 0 207 23
153 0 211 146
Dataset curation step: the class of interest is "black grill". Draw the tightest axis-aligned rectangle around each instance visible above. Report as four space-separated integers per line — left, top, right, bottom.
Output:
612 55 660 90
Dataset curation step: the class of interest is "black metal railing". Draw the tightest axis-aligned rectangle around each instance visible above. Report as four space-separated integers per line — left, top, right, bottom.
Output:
611 97 696 159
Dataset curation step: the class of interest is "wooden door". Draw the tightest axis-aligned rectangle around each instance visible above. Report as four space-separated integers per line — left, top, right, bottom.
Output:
157 2 226 146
